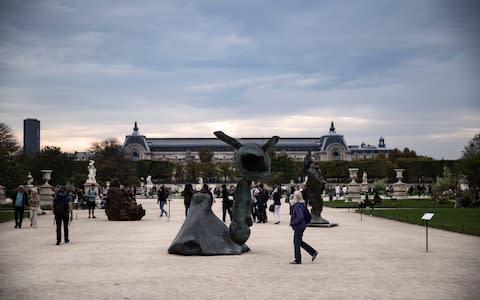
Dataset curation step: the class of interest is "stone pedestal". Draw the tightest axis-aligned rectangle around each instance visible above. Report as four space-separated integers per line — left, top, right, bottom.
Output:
346 168 361 201
393 169 407 198
39 170 53 206
84 183 100 200
346 182 361 201
39 184 53 206
393 183 408 198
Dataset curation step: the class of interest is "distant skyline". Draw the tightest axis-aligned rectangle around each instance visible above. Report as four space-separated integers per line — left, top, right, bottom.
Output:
1 1 479 159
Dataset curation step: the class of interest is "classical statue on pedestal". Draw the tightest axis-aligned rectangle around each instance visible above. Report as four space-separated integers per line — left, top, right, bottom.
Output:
302 151 337 226
87 160 97 183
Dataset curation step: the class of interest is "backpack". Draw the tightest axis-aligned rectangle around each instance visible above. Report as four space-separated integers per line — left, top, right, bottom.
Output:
303 204 312 224
54 193 69 215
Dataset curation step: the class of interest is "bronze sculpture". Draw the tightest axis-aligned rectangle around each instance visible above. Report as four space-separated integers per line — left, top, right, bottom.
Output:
168 131 279 255
302 151 337 227
105 178 145 221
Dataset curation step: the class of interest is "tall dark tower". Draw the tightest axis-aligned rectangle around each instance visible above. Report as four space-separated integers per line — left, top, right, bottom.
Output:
24 118 40 154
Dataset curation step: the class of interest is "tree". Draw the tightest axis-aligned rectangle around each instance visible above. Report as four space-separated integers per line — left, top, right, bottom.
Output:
198 162 217 183
458 133 480 189
171 162 185 183
198 147 214 163
217 162 235 183
0 123 20 157
185 161 198 183
24 146 76 186
90 138 135 186
431 166 457 203
268 153 300 184
463 133 480 158
388 147 417 162
0 123 23 196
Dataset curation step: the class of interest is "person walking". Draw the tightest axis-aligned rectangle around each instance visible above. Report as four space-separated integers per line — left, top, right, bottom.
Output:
157 185 168 217
221 184 233 222
289 190 318 264
13 185 29 228
29 188 41 228
271 185 281 224
183 183 194 217
201 184 214 202
87 184 97 219
52 186 73 245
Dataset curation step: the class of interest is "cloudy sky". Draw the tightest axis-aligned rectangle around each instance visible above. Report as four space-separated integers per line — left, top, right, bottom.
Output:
1 0 479 159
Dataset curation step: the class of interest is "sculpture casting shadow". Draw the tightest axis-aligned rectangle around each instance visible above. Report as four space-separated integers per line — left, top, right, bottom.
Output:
168 131 279 255
168 192 248 255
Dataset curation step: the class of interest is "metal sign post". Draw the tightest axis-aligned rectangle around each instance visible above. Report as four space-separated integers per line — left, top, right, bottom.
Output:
167 199 171 222
421 213 435 252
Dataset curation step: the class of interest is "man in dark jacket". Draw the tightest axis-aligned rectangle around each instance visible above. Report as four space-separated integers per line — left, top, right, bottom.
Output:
221 184 233 222
52 186 73 245
13 185 29 228
256 183 269 223
290 190 318 264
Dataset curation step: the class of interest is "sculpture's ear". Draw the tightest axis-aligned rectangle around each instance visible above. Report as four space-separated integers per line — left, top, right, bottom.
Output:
214 131 242 149
262 136 279 151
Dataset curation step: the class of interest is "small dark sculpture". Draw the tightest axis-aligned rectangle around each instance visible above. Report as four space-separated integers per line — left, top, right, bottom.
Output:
105 179 145 221
302 151 337 226
168 192 247 255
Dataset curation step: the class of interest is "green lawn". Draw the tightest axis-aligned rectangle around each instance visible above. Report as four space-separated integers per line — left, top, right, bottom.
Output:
358 208 480 236
0 205 33 223
324 198 454 209
0 211 14 223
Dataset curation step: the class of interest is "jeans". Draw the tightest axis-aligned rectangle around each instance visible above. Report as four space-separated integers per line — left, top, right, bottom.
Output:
159 201 168 216
293 227 316 263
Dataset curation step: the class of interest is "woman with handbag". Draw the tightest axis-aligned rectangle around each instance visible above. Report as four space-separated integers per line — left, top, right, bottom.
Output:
289 190 318 264
271 185 281 224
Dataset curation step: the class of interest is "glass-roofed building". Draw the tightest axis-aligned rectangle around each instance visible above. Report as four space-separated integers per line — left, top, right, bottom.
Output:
122 121 390 162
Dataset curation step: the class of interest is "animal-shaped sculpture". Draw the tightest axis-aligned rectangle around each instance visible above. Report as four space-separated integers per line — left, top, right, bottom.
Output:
214 131 279 245
168 131 279 255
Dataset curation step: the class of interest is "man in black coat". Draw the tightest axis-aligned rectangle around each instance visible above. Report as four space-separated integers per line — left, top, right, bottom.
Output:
52 186 73 245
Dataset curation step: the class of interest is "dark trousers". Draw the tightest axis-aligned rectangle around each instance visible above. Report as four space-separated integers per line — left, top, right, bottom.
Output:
293 227 316 263
55 214 69 242
257 202 267 222
222 202 232 222
14 206 24 227
251 204 258 221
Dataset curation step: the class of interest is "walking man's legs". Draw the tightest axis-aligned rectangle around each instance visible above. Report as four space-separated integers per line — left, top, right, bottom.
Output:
55 215 62 244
